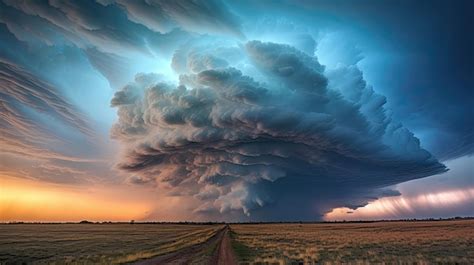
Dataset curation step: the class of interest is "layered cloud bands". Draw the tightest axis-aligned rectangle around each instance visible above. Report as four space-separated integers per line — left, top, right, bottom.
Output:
111 40 446 220
0 59 104 184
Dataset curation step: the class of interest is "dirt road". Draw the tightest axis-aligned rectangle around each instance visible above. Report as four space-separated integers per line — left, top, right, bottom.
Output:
133 225 237 265
213 226 237 265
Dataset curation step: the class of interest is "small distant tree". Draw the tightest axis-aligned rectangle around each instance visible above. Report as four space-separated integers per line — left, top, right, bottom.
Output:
130 220 135 224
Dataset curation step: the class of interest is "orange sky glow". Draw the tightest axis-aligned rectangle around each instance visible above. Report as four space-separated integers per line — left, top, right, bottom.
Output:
0 175 154 222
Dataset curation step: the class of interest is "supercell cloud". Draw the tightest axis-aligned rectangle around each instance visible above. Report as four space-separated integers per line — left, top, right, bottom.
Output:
111 39 445 220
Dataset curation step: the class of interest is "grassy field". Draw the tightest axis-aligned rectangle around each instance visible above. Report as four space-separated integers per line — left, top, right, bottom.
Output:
1 220 473 264
230 220 474 264
0 223 222 264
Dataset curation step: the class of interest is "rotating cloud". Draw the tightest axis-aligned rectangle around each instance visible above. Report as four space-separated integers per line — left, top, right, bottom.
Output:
111 39 446 221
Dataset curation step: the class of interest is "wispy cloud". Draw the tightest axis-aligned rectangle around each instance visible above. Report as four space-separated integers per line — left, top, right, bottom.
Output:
0 59 103 183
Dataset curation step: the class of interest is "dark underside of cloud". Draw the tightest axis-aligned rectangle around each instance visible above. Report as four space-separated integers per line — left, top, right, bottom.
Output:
111 40 446 220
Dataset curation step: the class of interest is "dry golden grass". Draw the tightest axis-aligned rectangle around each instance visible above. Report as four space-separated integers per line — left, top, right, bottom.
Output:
230 220 474 264
2 220 472 264
0 223 223 264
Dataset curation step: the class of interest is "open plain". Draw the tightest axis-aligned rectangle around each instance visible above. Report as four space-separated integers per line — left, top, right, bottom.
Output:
230 220 474 264
0 220 473 264
0 223 223 264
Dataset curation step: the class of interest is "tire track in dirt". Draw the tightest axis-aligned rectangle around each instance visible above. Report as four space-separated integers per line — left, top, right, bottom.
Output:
132 225 237 265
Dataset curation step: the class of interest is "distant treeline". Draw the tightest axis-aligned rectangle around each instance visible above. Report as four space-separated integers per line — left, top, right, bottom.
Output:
3 220 226 225
2 216 473 225
225 216 474 225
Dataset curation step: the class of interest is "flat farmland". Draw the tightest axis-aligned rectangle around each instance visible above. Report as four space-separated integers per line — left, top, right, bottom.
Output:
0 223 223 264
230 220 474 264
1 220 473 264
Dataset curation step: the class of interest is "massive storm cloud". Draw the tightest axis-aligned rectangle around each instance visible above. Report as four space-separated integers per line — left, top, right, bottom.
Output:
1 0 470 221
111 39 446 220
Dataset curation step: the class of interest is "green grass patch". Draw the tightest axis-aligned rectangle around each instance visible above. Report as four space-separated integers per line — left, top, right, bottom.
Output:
228 227 256 262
